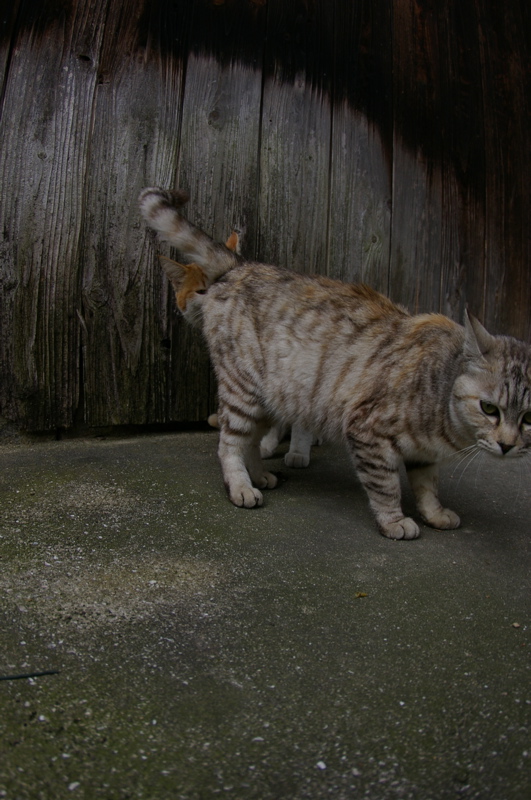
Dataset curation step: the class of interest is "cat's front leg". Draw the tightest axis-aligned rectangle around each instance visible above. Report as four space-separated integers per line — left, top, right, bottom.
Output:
346 432 420 540
406 463 460 530
218 415 277 508
218 430 264 508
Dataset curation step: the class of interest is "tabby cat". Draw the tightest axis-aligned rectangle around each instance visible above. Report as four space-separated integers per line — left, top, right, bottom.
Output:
140 187 531 540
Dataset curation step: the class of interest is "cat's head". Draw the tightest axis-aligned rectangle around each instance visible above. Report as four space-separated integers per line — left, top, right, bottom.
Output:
158 230 241 312
452 313 531 457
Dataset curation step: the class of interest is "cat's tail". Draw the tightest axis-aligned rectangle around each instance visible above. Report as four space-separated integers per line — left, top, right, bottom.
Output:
139 187 242 282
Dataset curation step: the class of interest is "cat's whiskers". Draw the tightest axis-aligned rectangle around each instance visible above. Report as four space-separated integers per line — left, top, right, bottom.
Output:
445 444 479 477
503 450 530 504
454 447 484 490
445 444 483 488
519 451 531 480
514 459 525 504
445 443 478 460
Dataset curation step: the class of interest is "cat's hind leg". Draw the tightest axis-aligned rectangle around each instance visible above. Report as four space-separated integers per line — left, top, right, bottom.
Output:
260 422 288 458
406 463 460 529
246 419 279 490
284 424 314 468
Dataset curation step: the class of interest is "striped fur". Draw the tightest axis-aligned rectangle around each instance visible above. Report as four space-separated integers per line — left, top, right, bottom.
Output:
140 188 531 539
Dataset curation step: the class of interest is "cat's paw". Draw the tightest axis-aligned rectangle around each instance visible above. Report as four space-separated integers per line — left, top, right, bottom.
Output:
423 508 461 530
260 443 277 459
254 471 278 490
284 452 310 468
229 485 264 508
380 517 420 540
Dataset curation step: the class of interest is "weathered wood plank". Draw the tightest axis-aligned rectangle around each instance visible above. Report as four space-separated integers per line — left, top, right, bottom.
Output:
389 153 444 314
328 108 392 290
0 0 23 86
426 6 464 325
0 0 107 429
1 0 530 433
258 0 332 274
438 164 463 323
390 0 445 314
327 0 392 291
258 77 331 274
174 0 267 419
441 1 486 327
79 0 190 426
475 0 531 339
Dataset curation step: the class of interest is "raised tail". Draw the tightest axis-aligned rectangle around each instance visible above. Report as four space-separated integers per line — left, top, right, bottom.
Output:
139 187 241 282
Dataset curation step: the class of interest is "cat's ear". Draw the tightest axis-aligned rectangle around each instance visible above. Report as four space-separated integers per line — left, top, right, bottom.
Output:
158 255 186 283
225 231 240 254
464 310 495 358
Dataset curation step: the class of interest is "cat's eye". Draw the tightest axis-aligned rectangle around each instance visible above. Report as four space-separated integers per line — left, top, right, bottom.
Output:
480 400 500 418
522 411 531 426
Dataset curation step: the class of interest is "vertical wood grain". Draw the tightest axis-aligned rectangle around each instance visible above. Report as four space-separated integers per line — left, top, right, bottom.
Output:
1 0 529 432
0 0 22 87
475 0 531 339
174 0 267 418
441 0 485 327
390 0 444 314
0 0 107 429
327 0 392 290
79 0 190 426
258 0 332 274
328 109 392 289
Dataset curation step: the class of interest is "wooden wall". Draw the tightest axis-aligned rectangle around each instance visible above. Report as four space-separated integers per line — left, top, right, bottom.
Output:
0 0 529 431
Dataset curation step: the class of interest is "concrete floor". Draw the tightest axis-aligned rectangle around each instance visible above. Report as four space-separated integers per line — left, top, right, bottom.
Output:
0 430 529 799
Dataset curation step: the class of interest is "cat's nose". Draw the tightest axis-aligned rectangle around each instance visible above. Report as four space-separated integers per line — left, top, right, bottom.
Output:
499 442 514 455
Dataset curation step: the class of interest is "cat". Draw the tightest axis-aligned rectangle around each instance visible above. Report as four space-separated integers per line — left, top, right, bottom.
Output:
139 187 531 540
